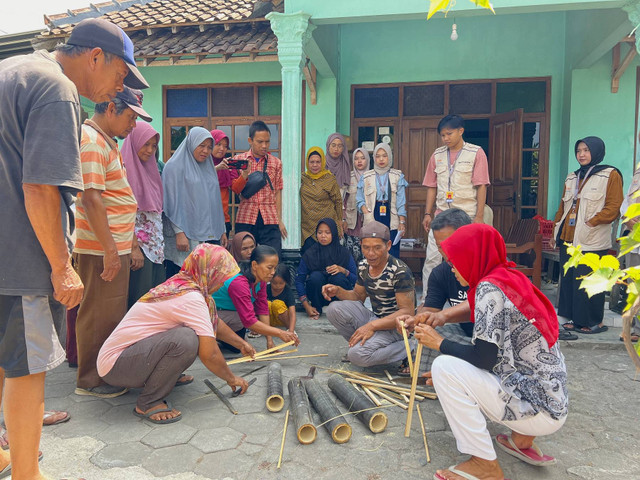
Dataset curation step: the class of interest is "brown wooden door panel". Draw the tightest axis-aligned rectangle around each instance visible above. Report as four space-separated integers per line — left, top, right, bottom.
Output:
489 109 523 236
400 119 441 240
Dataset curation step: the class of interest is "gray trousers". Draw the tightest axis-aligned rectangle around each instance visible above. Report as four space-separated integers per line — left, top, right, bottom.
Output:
326 300 413 367
102 326 198 411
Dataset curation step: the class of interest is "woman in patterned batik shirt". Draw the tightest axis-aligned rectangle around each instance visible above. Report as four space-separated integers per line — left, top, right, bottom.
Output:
414 223 567 480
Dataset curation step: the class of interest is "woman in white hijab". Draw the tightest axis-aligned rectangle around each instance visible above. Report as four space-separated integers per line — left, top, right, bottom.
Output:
163 127 227 277
356 143 408 258
343 147 370 262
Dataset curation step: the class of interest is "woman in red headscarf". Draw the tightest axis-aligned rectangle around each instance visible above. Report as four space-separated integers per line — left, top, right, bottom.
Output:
414 224 567 480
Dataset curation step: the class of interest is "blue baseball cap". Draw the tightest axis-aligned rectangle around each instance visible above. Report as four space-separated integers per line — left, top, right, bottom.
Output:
67 18 149 89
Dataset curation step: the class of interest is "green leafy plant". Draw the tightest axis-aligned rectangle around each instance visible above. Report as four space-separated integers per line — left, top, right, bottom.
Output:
565 199 640 369
428 0 495 19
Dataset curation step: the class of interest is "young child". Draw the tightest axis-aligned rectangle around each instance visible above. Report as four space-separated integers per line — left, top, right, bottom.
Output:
267 263 297 334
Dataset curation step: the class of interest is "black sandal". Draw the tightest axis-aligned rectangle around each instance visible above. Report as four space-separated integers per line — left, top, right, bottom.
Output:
396 358 411 377
562 322 576 331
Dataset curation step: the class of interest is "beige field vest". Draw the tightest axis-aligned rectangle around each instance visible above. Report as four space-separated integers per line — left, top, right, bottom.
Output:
361 169 402 230
344 171 359 229
553 168 614 251
434 142 481 218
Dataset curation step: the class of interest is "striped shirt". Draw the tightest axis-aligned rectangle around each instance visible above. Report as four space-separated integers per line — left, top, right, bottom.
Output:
74 120 137 255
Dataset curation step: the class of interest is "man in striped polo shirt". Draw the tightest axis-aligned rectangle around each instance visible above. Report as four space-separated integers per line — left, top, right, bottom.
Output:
73 87 152 397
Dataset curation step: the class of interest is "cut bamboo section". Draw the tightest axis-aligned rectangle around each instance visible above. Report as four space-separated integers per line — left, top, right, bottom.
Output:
345 378 437 400
401 322 414 377
266 362 284 413
327 375 388 434
368 387 408 410
277 409 289 469
303 378 352 444
363 386 381 406
416 404 431 463
287 378 317 444
404 344 423 437
385 369 410 403
226 340 296 365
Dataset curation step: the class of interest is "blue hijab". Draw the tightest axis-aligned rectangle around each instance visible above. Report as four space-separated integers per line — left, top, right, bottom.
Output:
162 127 226 240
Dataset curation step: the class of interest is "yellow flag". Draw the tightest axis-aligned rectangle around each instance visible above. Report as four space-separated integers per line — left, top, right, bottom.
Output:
427 0 495 20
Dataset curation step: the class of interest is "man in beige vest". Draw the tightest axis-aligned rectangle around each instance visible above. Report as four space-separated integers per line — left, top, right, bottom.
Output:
421 115 490 301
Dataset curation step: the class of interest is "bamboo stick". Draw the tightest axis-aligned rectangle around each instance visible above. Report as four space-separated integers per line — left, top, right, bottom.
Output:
266 362 285 413
401 322 414 377
277 409 289 469
303 378 352 444
363 386 381 406
416 404 431 463
287 378 317 444
327 375 388 434
226 340 296 365
385 369 410 403
368 387 408 410
404 344 423 437
227 348 298 365
241 353 328 363
345 378 437 399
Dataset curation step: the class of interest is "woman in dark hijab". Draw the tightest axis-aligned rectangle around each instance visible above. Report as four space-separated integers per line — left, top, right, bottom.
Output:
552 136 623 334
295 218 357 319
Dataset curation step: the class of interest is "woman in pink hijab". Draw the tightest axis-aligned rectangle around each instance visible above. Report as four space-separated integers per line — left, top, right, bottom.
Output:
122 121 165 308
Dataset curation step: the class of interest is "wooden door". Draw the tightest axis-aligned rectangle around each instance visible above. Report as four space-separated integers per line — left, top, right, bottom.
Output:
399 119 441 240
488 109 523 236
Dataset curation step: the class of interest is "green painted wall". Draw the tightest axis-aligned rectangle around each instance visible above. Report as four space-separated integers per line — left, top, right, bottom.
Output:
138 61 283 159
304 74 338 153
569 52 640 190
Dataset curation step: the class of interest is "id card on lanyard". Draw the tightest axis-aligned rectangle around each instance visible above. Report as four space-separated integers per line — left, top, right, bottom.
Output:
446 145 464 204
569 166 595 226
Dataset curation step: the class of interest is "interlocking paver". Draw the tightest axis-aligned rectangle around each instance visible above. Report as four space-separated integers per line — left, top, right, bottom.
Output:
91 441 153 469
189 426 244 453
141 422 197 448
142 444 205 477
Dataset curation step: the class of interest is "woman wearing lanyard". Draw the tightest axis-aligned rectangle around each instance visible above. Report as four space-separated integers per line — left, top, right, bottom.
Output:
552 136 623 334
356 143 408 258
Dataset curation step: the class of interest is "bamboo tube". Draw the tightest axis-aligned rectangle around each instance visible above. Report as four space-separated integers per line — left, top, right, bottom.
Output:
404 344 423 437
401 322 414 377
327 375 388 434
287 378 317 444
277 409 289 469
226 340 296 365
385 369 410 403
416 404 431 463
368 387 408 410
302 378 352 444
266 362 285 413
345 378 437 399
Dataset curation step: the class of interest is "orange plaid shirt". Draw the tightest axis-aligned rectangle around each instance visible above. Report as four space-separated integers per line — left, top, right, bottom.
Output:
231 151 283 225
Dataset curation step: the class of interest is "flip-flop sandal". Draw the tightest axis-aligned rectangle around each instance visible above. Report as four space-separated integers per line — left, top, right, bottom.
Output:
174 374 194 387
578 325 608 335
43 410 71 426
396 358 412 377
622 334 640 342
496 433 556 466
562 322 576 331
558 331 578 341
0 451 43 479
433 464 511 480
133 400 182 425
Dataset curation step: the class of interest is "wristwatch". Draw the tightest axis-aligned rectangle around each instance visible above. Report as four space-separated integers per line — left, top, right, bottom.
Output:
424 212 432 217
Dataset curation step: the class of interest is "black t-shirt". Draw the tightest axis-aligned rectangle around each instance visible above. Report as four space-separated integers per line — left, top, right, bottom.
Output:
423 262 474 337
267 283 296 308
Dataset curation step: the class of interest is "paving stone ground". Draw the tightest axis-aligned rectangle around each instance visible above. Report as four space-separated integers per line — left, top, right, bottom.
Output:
9 283 638 480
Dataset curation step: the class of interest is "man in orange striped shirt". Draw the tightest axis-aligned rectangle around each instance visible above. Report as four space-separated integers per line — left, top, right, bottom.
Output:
73 87 152 397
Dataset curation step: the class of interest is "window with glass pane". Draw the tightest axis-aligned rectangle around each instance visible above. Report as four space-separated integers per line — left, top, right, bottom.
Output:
523 122 540 149
170 126 188 152
234 125 251 151
521 179 538 207
167 89 208 117
259 86 282 116
522 151 539 178
496 82 546 113
267 124 280 149
354 87 399 118
212 87 254 117
449 83 491 114
403 85 445 116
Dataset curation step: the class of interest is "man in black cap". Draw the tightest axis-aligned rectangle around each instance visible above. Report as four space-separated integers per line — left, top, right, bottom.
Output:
322 221 416 367
0 18 148 479
73 88 152 398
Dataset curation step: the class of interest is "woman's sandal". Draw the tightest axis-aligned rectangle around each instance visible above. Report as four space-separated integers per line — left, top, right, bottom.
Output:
562 322 576 331
396 358 412 377
133 400 182 425
620 334 640 342
496 433 556 466
174 374 194 387
43 410 71 426
578 325 608 334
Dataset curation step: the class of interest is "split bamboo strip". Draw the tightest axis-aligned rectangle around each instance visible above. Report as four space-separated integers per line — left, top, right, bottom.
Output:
226 340 296 365
345 378 437 399
277 409 289 469
416 404 431 463
243 353 328 363
368 387 408 410
303 378 352 444
385 369 410 403
401 322 414 377
363 386 381 406
327 375 388 433
254 349 299 360
227 348 297 365
404 344 423 437
266 362 285 413
287 378 317 444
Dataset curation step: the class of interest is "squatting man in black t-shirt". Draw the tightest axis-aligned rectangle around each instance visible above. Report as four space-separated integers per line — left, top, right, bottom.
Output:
322 221 416 367
396 208 474 374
